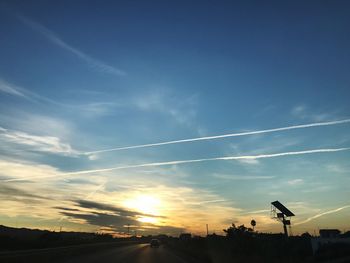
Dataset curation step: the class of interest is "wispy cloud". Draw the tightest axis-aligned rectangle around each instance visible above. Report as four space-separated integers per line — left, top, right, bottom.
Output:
291 105 337 122
237 159 260 165
0 112 74 141
0 78 121 118
0 78 27 98
0 159 61 182
131 89 199 129
84 119 350 155
294 205 350 226
291 105 306 117
0 77 61 104
0 126 79 156
326 164 348 174
17 15 125 76
213 173 274 180
243 209 270 215
187 199 226 206
0 184 48 202
287 179 304 185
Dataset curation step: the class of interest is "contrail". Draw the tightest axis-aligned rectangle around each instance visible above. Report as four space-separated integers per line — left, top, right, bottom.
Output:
294 205 350 226
197 199 226 205
243 209 270 215
18 15 125 76
67 147 350 175
84 119 350 155
4 147 348 182
84 182 106 199
183 199 227 206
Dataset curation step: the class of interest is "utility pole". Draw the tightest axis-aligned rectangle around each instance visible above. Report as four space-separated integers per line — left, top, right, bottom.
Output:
282 215 288 237
127 224 130 235
206 224 209 236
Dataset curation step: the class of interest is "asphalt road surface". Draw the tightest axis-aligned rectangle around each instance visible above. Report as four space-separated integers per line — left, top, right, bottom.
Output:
64 244 192 263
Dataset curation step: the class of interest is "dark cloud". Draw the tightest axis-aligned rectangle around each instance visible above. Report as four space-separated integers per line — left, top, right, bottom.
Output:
61 211 184 236
77 200 140 217
0 185 48 201
58 200 148 231
61 211 139 230
54 206 80 212
58 199 182 236
75 200 165 218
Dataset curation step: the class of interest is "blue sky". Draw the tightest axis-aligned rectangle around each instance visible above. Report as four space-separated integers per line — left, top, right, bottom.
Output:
0 0 350 236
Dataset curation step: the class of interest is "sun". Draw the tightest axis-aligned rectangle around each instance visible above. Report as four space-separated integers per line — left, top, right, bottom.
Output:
137 216 158 224
124 195 161 216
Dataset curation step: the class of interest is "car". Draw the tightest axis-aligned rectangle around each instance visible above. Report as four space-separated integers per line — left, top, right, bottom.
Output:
150 238 160 247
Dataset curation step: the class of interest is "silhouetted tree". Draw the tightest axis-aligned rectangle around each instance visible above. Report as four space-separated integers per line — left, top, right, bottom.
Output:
301 232 312 238
342 231 350 238
223 223 256 257
223 223 253 239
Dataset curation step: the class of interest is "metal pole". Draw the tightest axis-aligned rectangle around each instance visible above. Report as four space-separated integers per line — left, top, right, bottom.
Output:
282 216 288 237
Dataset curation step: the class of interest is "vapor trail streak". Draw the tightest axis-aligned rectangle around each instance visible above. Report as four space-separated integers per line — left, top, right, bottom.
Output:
18 16 125 76
3 147 349 182
64 147 350 175
197 199 226 205
84 119 350 155
294 205 350 226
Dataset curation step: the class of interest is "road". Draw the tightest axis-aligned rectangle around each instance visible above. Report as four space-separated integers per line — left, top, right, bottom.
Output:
63 243 192 263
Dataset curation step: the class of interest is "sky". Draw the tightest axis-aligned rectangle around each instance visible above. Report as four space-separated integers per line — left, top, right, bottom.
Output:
0 0 350 236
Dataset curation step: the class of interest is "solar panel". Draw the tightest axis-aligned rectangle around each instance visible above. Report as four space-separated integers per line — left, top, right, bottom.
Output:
271 200 295 217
